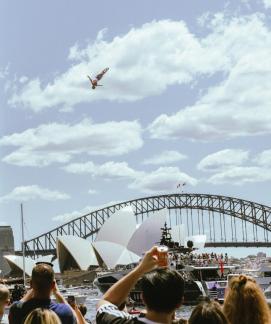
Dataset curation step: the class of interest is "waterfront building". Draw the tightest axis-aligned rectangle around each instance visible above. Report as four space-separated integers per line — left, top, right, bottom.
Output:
0 226 14 276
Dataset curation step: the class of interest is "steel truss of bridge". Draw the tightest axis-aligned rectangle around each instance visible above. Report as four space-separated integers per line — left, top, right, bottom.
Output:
24 193 271 258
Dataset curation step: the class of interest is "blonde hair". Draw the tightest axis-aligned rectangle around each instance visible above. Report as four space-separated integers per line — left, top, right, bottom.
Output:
24 308 61 324
0 284 9 304
223 275 271 324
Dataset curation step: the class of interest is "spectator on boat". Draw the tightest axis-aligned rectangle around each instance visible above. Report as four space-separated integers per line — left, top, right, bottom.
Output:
223 275 271 324
189 300 228 324
24 308 61 324
96 246 185 324
0 284 10 323
8 263 76 324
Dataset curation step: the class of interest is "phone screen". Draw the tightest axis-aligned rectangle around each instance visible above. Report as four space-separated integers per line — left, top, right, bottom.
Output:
67 295 75 305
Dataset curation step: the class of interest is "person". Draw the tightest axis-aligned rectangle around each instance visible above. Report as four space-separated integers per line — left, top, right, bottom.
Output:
78 304 91 323
67 297 89 324
87 67 109 89
24 308 61 324
8 263 76 324
0 284 9 323
223 274 271 324
96 246 185 324
189 300 228 324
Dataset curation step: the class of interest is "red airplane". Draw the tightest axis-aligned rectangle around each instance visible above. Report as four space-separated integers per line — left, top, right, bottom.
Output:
87 67 109 89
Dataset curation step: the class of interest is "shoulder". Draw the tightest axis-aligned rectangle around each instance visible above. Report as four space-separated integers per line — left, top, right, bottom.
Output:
9 301 24 314
49 302 76 322
96 303 138 324
50 302 73 314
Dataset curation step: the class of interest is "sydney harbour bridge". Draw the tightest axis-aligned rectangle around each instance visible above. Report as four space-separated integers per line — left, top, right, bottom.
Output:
24 193 271 258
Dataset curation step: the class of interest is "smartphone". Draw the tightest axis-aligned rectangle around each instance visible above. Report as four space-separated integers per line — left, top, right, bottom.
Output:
67 295 75 306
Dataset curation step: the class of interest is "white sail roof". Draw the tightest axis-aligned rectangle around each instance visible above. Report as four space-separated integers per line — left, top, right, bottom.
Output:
127 209 167 256
35 255 60 273
57 235 98 272
93 241 139 269
96 206 136 246
185 234 207 248
116 248 140 266
4 255 35 277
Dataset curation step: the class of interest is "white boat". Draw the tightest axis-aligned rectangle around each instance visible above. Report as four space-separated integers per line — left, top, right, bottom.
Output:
235 263 271 291
264 284 271 303
51 287 87 305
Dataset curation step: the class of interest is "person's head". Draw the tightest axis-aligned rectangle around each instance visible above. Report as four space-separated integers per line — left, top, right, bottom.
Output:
30 263 55 296
0 284 9 311
140 268 184 314
223 275 271 324
78 304 87 317
24 308 61 324
189 301 228 324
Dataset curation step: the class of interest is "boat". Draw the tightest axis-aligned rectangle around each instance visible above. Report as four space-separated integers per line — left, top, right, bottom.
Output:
264 284 271 303
93 223 234 305
231 263 271 291
51 286 87 305
187 265 236 303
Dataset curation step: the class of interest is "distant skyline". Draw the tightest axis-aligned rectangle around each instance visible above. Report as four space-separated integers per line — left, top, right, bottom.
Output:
1 0 271 254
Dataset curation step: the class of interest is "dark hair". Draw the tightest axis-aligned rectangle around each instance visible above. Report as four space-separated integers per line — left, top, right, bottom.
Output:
141 268 184 313
31 264 55 291
189 301 228 324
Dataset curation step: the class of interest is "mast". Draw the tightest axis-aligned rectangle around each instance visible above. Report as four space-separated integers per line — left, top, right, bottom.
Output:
20 203 26 286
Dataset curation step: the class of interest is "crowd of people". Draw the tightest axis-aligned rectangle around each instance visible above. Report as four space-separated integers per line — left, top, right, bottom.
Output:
0 247 270 323
188 252 229 267
0 263 89 324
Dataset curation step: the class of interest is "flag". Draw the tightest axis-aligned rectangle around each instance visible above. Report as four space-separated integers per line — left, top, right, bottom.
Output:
219 260 224 276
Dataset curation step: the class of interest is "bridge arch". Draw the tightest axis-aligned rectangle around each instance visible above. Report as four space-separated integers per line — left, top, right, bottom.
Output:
24 193 271 257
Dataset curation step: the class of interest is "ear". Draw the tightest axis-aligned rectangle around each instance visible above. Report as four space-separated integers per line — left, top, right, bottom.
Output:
51 280 56 290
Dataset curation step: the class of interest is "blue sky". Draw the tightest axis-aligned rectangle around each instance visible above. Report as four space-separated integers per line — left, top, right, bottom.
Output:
1 0 271 252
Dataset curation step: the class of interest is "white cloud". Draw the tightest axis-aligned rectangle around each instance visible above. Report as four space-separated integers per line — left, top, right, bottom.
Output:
19 76 28 83
0 65 9 79
129 166 197 194
63 160 140 179
2 150 72 167
52 200 120 222
197 149 249 171
207 166 271 185
8 20 227 112
0 185 70 203
149 15 271 141
149 51 271 141
88 189 97 195
254 149 271 167
143 150 187 165
263 0 271 9
0 119 143 167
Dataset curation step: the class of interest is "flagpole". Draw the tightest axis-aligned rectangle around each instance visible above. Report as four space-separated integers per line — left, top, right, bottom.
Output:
20 203 26 287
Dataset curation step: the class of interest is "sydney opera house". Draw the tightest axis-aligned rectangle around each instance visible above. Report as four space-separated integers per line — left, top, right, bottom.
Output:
3 207 206 277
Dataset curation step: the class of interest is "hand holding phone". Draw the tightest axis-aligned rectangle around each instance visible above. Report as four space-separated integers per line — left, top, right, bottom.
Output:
67 295 75 307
